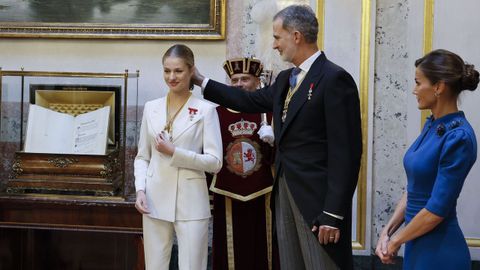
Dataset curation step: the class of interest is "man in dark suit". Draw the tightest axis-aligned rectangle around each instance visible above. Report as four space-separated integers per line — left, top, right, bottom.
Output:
192 5 362 270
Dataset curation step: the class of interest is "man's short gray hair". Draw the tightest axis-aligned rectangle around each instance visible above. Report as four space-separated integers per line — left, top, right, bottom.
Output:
273 5 318 44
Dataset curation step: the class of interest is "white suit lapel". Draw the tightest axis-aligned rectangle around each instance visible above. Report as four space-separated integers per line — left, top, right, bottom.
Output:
172 96 202 143
147 98 167 135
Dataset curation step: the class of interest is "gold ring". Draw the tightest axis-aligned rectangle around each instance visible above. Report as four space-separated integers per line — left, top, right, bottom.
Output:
329 236 334 239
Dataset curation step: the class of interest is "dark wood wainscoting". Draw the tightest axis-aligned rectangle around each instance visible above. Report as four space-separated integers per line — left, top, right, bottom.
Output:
0 194 144 270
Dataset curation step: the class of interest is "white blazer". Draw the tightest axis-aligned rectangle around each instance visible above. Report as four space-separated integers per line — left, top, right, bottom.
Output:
134 95 222 222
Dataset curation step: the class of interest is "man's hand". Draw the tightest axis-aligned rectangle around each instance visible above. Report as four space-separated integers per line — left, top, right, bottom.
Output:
312 225 340 244
135 190 150 214
257 125 274 146
191 66 206 86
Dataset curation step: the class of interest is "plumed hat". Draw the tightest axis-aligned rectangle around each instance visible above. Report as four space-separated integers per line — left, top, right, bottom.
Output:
223 58 263 78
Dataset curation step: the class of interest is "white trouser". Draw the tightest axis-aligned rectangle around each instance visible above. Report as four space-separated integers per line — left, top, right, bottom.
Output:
143 215 209 270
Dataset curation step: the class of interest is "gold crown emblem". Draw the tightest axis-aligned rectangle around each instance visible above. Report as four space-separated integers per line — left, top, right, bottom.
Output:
223 58 263 78
228 119 258 137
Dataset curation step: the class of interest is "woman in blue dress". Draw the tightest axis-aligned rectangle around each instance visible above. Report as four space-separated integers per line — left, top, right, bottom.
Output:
376 49 480 269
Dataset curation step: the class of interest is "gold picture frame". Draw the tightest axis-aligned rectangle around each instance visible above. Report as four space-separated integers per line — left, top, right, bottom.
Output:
0 0 225 40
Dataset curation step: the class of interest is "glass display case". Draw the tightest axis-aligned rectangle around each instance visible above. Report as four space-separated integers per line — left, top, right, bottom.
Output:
0 69 140 197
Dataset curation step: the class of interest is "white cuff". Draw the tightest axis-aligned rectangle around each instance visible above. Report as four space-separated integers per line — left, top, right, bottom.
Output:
201 78 210 94
322 225 339 230
323 211 344 220
133 158 149 192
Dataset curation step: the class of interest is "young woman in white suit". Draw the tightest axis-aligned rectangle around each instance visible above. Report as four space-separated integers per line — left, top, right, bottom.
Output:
134 44 223 270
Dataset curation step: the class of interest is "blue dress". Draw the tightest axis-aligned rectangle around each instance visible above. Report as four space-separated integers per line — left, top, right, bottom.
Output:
403 111 477 270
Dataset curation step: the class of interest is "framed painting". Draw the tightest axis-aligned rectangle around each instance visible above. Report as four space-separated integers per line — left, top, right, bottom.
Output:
0 0 225 40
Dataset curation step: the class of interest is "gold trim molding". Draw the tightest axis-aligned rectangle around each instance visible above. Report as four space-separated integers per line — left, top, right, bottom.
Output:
420 0 479 248
209 174 273 202
0 0 225 40
265 193 273 270
421 0 435 125
467 238 480 247
423 0 435 54
47 157 79 168
316 0 325 50
318 0 371 250
225 197 235 270
352 0 371 250
10 156 23 179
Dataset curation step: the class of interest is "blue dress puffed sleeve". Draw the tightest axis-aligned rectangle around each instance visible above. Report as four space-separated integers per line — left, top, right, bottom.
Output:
425 129 477 217
403 111 476 270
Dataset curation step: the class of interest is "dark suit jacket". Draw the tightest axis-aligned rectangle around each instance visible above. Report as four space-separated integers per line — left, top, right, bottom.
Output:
204 52 362 270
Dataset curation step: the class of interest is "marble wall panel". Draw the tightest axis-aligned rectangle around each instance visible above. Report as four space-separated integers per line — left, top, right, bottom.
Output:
371 0 412 250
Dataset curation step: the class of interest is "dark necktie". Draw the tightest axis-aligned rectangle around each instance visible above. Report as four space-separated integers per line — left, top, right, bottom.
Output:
289 67 302 89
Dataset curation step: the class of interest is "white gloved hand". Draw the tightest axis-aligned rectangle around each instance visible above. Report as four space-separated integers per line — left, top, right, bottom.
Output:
257 125 274 146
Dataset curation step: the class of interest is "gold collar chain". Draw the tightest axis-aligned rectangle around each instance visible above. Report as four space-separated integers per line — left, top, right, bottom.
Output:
164 92 192 134
281 76 305 122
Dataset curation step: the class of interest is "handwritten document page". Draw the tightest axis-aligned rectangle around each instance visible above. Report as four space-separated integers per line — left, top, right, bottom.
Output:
24 104 110 155
72 106 110 155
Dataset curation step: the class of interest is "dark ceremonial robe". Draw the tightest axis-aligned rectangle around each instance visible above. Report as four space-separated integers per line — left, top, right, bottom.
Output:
210 106 275 270
204 53 362 270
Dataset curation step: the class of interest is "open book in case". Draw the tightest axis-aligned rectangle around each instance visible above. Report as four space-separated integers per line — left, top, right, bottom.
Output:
0 70 139 197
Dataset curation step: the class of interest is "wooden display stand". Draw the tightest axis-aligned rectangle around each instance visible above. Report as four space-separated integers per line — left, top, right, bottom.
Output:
0 194 143 270
7 149 122 196
0 73 130 197
0 70 143 270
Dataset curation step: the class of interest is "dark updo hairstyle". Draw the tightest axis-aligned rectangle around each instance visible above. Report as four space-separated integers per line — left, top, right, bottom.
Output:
415 49 479 95
162 44 195 90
